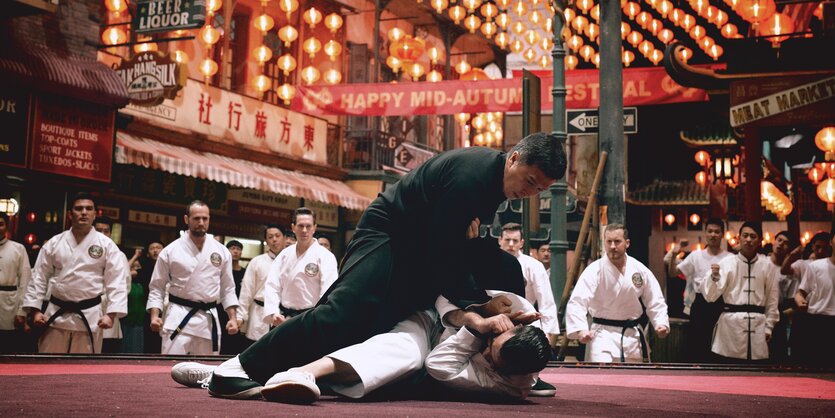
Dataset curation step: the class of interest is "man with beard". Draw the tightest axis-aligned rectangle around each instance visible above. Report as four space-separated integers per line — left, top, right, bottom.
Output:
147 200 239 355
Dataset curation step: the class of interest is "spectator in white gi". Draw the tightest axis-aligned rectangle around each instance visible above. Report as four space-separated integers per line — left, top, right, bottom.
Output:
664 218 730 362
792 229 835 368
236 224 285 348
703 221 780 362
497 223 559 349
147 200 239 355
566 224 669 363
0 212 32 353
264 207 338 327
23 193 128 354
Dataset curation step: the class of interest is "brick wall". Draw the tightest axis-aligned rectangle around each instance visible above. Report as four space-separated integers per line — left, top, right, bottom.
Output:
4 0 102 59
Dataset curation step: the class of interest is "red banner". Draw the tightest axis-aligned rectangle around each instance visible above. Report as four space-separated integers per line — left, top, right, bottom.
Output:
30 96 115 182
292 65 709 117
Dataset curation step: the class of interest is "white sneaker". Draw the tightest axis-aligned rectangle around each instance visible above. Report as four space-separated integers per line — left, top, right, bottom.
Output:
261 370 320 404
171 362 216 388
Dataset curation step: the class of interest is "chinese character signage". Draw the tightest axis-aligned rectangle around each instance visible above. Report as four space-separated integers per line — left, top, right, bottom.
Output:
0 86 29 168
114 165 226 208
128 210 178 227
134 0 206 34
116 52 186 107
304 200 338 228
123 79 328 164
30 96 115 182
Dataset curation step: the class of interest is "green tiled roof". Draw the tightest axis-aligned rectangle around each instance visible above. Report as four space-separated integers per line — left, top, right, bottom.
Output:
627 179 709 206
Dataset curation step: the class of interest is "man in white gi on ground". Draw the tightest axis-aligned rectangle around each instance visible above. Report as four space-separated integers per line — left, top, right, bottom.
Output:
23 193 128 354
703 221 780 362
567 224 669 363
263 207 338 327
148 200 239 355
236 224 284 349
0 213 32 353
664 218 730 362
791 229 834 368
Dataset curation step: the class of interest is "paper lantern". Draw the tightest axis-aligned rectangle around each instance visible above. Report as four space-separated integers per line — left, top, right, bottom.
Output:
277 54 297 75
324 13 343 33
464 14 482 33
173 50 189 64
254 14 275 32
303 37 322 58
301 66 320 85
431 0 449 13
494 32 510 48
427 70 443 82
277 83 295 104
816 179 835 204
481 2 499 20
738 0 776 23
278 25 298 47
200 25 220 45
390 36 426 63
252 74 271 92
200 58 218 77
622 49 635 67
463 0 483 12
102 27 127 45
649 48 664 64
449 5 466 24
324 69 342 84
279 0 298 19
721 23 738 38
496 13 510 30
303 7 322 28
324 40 342 61
758 12 794 44
252 45 273 64
105 0 127 13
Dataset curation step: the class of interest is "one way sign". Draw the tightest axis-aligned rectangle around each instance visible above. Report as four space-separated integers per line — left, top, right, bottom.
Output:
566 107 638 134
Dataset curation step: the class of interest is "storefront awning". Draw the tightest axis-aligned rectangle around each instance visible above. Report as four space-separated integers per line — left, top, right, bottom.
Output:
115 133 373 211
0 43 128 107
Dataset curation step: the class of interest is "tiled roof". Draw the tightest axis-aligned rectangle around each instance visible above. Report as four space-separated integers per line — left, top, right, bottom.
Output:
627 179 709 206
680 126 737 147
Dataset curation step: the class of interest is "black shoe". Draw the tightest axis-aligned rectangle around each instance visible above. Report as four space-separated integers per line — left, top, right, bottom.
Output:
207 373 264 400
529 378 556 397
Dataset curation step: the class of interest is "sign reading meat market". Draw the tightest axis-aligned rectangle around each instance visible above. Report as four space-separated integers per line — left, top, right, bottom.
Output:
134 0 206 34
116 52 186 107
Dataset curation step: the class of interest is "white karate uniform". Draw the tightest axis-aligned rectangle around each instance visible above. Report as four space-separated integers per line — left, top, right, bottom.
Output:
566 255 670 363
236 250 278 341
703 253 780 360
0 238 31 330
23 230 128 353
263 241 337 320
676 248 730 315
515 253 559 335
798 258 835 316
146 234 238 355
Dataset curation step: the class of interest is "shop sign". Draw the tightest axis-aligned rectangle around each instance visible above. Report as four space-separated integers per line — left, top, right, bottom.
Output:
393 142 435 172
0 87 30 168
116 52 186 107
304 200 338 228
134 0 206 34
226 189 301 210
114 165 226 208
122 79 328 164
729 75 835 128
227 201 293 226
30 96 114 182
128 209 177 227
98 206 121 220
293 65 708 117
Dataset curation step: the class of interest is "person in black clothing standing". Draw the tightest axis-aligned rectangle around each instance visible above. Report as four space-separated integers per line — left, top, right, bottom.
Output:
198 132 566 400
136 242 163 353
220 240 247 355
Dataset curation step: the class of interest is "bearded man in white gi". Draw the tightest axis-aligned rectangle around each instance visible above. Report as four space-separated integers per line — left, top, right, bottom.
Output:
567 224 669 363
23 193 128 354
497 223 559 348
792 230 835 367
147 200 239 355
264 207 338 327
703 222 779 362
0 212 32 353
236 224 284 346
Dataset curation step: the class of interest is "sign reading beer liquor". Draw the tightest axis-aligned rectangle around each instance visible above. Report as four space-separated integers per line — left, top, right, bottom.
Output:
134 0 206 34
292 65 708 117
122 79 328 164
729 75 835 128
128 209 178 227
116 52 186 107
0 87 30 168
30 96 115 182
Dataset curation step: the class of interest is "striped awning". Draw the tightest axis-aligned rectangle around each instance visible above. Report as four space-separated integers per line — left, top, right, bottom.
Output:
115 133 372 211
0 43 128 107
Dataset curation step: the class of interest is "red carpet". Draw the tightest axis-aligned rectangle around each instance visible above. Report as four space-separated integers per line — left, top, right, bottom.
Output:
1 358 833 417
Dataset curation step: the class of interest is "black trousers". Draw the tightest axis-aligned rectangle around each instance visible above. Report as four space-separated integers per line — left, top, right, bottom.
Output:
687 293 724 363
791 312 835 368
239 229 439 384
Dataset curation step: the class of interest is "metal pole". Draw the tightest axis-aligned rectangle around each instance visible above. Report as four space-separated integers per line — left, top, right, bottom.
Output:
549 0 569 328
599 0 625 225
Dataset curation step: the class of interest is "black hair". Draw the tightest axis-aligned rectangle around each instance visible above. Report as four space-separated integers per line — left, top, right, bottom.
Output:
509 132 567 181
498 325 551 375
705 218 725 232
94 216 114 228
739 221 762 238
810 231 831 246
185 200 208 216
775 230 795 247
285 231 296 240
292 207 316 225
70 192 97 210
226 240 243 250
265 224 285 238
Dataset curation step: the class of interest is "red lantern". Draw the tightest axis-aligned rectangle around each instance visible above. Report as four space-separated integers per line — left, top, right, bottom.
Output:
25 233 37 245
757 12 794 44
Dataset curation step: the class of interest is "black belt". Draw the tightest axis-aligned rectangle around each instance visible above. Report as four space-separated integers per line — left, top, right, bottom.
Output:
254 299 264 307
168 295 220 352
45 295 102 353
723 304 766 314
592 315 650 362
279 304 309 318
0 285 17 291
